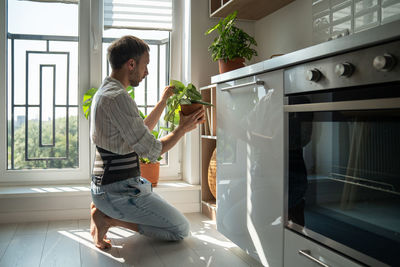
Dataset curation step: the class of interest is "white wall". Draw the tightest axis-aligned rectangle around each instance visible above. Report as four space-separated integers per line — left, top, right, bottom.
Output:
189 0 218 88
190 1 255 87
181 0 217 185
254 0 313 62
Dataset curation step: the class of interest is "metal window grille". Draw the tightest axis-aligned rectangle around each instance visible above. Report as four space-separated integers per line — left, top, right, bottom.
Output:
7 33 80 170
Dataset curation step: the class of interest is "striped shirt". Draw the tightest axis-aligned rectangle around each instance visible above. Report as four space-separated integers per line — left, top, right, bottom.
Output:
90 76 162 162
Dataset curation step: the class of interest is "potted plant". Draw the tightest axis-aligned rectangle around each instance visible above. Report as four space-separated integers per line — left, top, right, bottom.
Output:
205 11 258 74
137 130 164 187
164 80 213 131
83 86 166 187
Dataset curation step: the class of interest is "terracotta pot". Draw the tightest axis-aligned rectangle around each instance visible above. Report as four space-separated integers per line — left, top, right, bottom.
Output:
140 161 160 187
218 58 245 74
181 103 203 116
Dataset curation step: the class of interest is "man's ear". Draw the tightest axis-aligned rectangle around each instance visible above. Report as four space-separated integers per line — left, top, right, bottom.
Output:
128 58 136 70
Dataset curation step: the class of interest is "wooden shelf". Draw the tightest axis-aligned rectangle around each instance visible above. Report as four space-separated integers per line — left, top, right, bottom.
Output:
200 84 217 91
200 85 217 220
201 200 217 221
209 0 295 20
201 135 217 140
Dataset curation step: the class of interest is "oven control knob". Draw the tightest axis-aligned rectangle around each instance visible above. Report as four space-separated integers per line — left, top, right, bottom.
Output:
373 53 396 71
306 69 322 82
335 62 354 77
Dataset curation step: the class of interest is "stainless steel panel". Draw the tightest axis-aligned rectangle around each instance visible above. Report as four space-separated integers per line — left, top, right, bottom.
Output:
284 39 400 95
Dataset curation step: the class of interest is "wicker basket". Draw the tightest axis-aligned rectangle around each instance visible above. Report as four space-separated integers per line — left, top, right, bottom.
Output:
207 148 217 199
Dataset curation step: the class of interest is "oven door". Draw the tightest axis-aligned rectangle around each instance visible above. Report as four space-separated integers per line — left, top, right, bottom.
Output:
284 85 400 267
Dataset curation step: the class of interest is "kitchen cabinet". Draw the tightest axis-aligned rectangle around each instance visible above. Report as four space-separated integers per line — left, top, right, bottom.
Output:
284 229 363 267
209 0 295 20
200 84 217 220
216 70 284 266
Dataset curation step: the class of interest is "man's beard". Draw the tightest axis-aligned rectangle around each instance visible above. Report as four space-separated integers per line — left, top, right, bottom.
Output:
129 79 139 87
129 69 140 87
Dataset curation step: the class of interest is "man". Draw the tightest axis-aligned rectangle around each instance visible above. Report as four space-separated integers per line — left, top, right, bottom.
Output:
90 35 205 249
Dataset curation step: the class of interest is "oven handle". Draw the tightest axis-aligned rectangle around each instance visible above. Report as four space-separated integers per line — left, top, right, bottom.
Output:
220 80 264 91
284 97 400 112
298 250 330 267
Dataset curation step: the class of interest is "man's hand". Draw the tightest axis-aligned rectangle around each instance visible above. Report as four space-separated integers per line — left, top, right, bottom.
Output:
177 108 205 133
161 85 175 103
159 108 206 155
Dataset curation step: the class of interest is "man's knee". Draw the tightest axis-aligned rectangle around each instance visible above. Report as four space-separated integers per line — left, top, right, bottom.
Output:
172 218 190 240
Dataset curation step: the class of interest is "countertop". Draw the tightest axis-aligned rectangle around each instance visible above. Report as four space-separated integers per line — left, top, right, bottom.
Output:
211 20 400 84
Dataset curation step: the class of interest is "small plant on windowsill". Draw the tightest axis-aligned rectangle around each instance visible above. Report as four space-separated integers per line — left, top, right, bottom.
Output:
82 86 166 186
164 80 213 131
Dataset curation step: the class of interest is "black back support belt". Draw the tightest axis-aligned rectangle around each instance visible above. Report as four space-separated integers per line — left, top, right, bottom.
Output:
92 146 141 185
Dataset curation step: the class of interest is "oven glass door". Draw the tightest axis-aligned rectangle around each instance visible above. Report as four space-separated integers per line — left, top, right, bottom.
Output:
286 86 400 266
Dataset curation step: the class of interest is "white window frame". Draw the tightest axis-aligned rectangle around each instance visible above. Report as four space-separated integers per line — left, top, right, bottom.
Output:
0 0 181 184
0 0 91 184
93 0 181 181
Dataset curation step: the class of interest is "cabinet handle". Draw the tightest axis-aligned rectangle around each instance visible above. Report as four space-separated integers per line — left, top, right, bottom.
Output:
298 249 330 267
220 80 264 91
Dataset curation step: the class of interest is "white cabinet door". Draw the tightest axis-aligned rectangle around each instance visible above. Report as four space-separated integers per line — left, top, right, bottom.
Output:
216 70 284 267
284 229 363 267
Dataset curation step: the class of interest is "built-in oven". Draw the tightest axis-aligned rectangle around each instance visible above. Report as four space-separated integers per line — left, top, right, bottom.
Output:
284 39 400 267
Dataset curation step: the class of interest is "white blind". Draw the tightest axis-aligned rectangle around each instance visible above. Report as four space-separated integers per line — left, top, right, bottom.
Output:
104 0 173 31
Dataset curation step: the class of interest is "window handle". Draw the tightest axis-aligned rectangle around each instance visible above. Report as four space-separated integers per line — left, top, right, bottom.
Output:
220 80 264 91
298 249 330 267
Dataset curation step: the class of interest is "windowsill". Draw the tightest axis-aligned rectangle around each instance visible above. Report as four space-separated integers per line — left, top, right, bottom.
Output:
0 180 200 199
0 184 91 198
153 181 200 192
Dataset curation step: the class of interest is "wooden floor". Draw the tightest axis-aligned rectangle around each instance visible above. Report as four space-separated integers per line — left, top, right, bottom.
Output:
0 212 262 267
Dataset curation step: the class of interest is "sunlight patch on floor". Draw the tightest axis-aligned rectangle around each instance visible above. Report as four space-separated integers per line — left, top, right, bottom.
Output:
58 230 125 263
108 227 136 238
191 233 237 248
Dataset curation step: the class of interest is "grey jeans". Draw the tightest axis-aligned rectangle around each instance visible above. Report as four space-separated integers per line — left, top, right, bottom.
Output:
91 177 190 240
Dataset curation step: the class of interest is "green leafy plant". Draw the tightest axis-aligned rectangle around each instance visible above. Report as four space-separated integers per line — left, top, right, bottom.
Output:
82 86 164 163
164 80 212 131
83 86 139 119
205 11 257 62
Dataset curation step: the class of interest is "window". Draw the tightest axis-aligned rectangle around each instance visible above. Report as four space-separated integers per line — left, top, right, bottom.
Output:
0 0 180 183
1 0 90 182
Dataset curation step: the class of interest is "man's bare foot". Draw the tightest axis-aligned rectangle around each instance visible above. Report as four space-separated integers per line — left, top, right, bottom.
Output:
90 202 95 236
90 203 112 249
90 203 107 238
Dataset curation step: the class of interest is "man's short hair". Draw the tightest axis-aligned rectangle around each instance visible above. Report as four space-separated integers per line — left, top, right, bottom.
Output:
107 35 150 70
